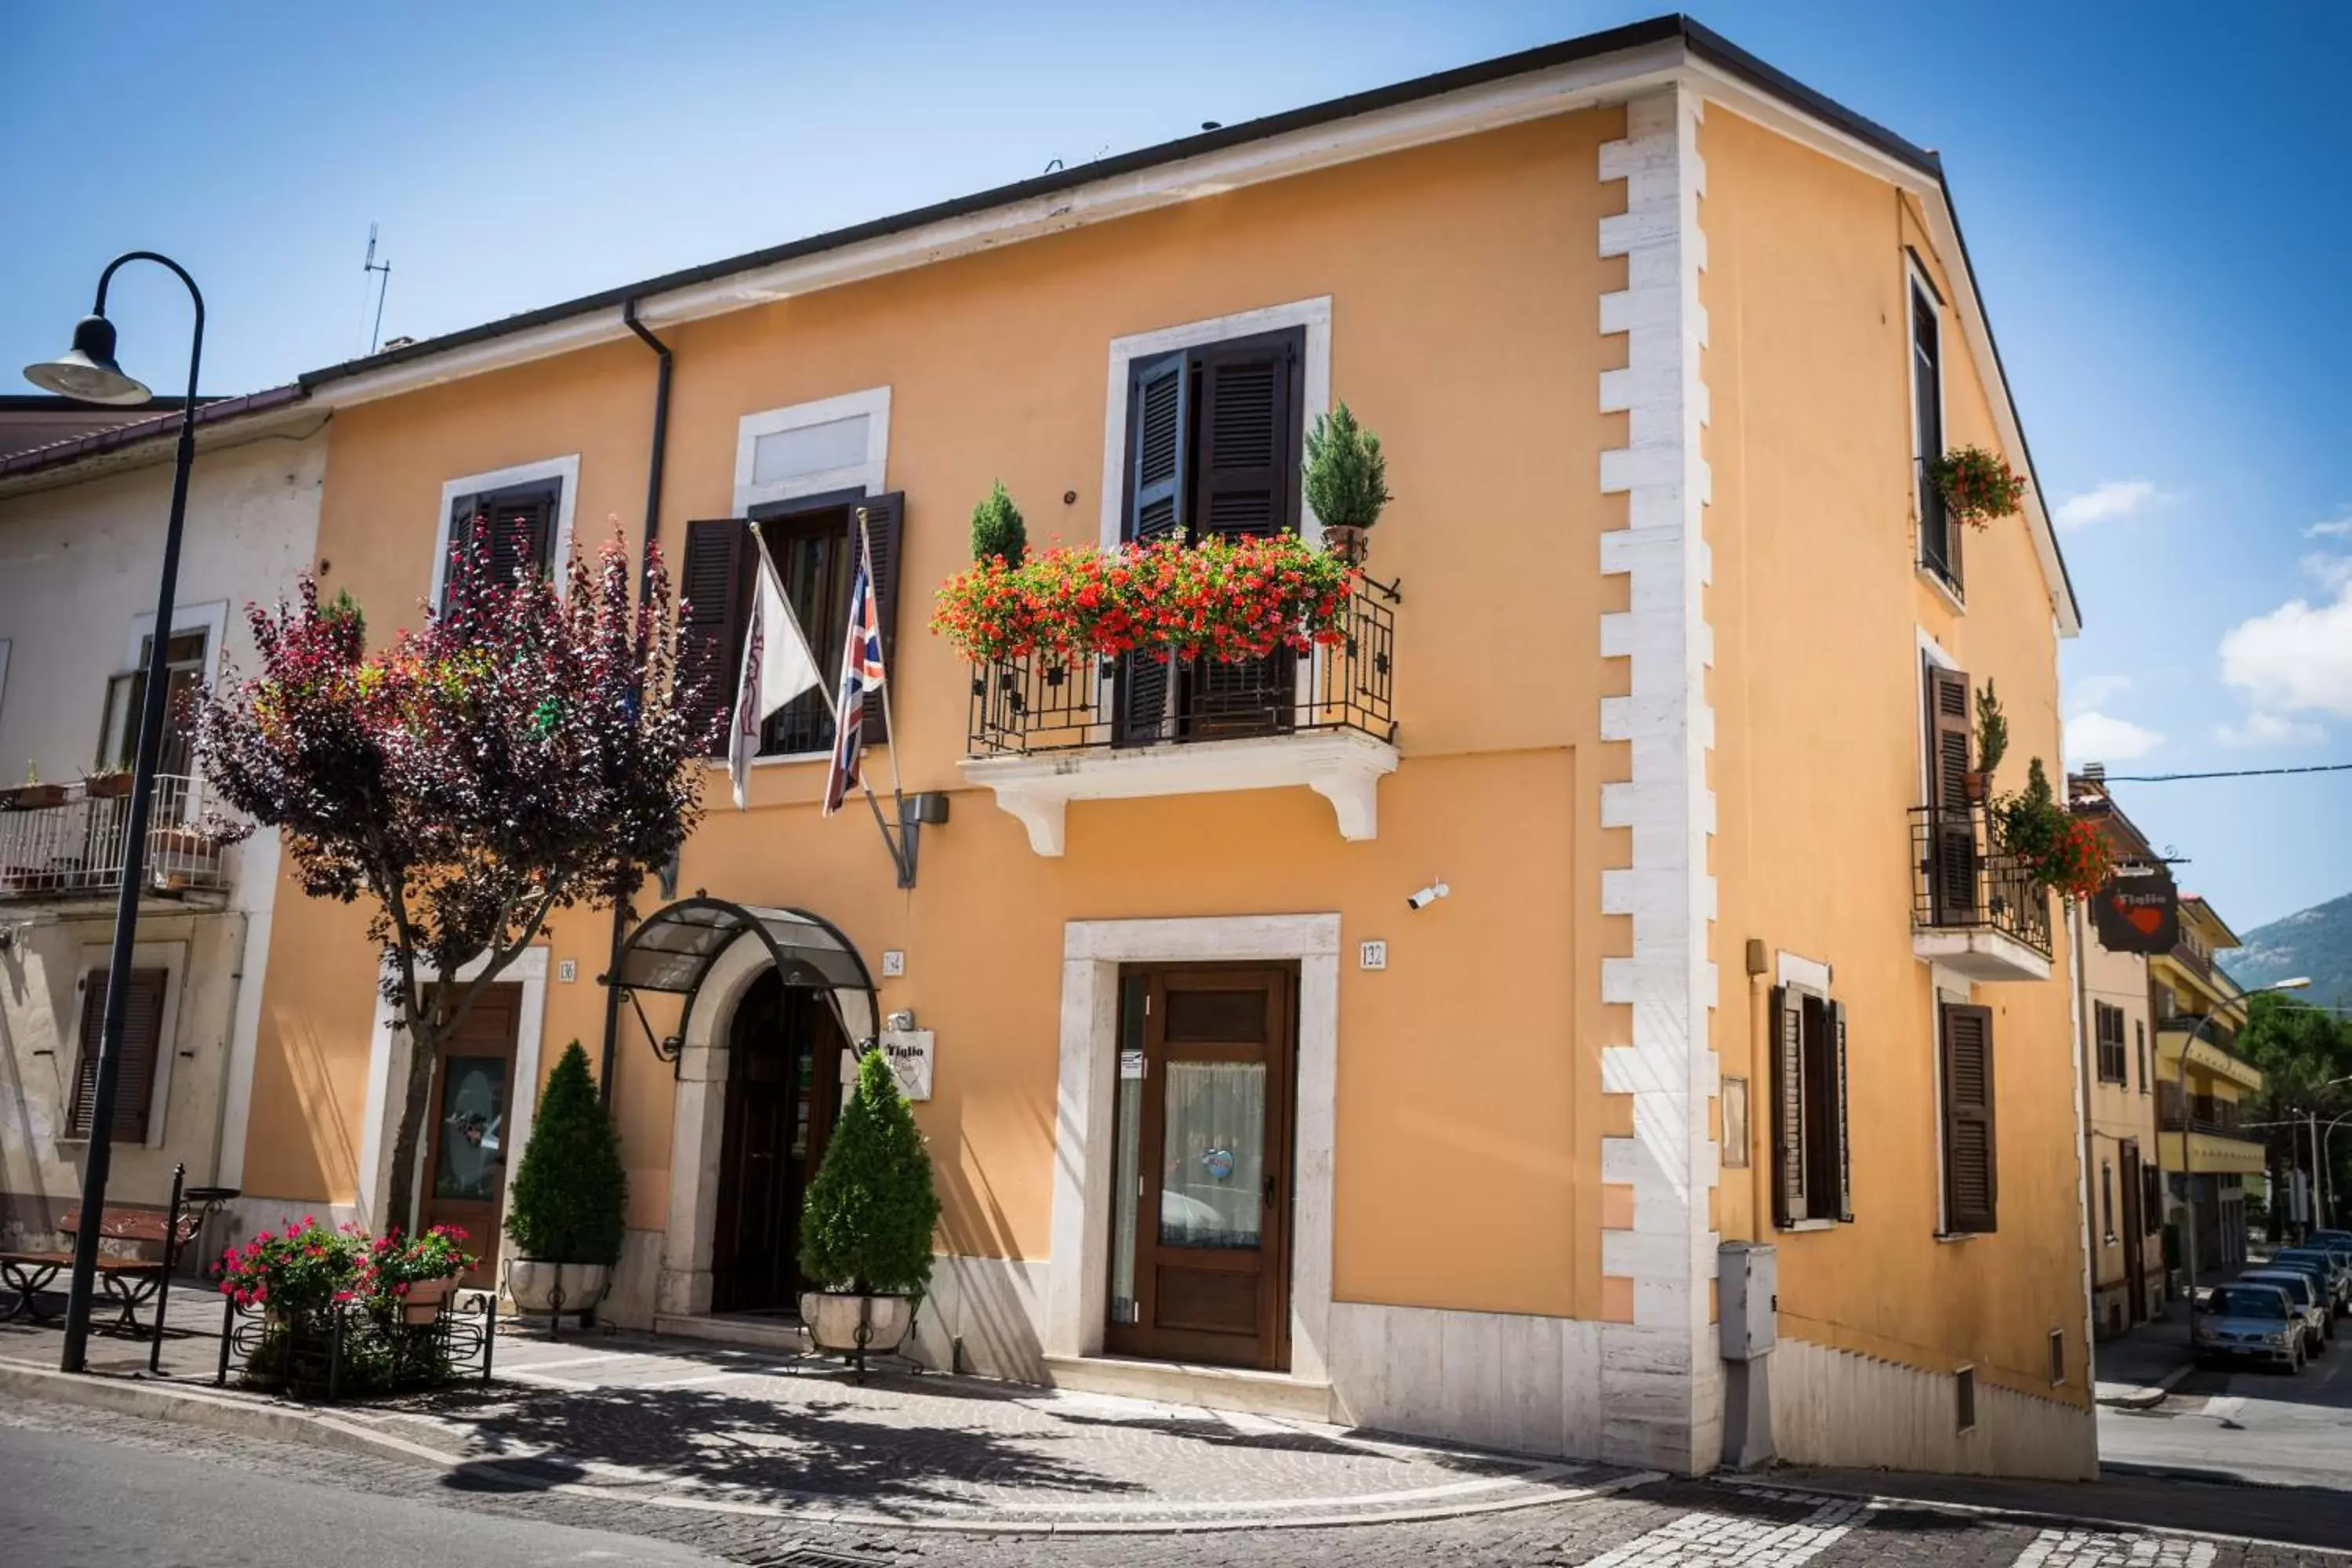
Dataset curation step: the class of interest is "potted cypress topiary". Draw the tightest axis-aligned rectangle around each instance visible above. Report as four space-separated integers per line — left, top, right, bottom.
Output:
1304 401 1391 564
502 1041 627 1326
970 479 1028 564
1965 678 2008 803
798 1048 941 1374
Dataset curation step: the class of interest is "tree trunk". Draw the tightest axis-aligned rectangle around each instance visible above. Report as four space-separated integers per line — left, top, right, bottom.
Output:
381 1011 441 1236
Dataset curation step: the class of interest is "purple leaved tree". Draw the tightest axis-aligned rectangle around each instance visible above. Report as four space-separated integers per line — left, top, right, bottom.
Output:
198 531 714 1235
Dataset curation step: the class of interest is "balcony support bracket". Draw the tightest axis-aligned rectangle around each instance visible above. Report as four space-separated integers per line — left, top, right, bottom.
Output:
963 732 1398 858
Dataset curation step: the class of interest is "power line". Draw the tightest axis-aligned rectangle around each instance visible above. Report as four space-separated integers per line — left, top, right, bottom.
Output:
2099 761 2352 783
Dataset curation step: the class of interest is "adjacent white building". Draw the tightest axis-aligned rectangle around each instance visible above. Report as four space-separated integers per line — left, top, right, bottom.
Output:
0 390 322 1252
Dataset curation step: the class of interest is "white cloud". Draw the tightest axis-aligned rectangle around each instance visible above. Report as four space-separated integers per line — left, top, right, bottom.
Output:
2054 479 2165 530
2065 710 2164 766
2306 505 2352 539
2213 711 2328 749
2220 581 2352 719
2064 674 2133 716
2301 553 2352 591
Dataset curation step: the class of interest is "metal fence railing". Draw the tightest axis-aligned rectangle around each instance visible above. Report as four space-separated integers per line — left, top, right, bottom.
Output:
967 575 1399 757
0 775 224 902
1909 803 2053 958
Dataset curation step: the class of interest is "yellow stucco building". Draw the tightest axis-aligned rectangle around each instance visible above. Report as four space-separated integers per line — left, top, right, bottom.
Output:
2067 774 2168 1336
2151 896 2265 1274
217 18 2095 1478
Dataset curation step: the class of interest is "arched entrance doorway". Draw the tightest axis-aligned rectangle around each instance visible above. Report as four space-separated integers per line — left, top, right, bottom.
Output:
710 967 849 1312
609 899 879 1322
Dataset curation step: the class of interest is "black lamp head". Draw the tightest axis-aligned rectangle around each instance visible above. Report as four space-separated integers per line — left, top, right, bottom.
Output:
24 314 151 405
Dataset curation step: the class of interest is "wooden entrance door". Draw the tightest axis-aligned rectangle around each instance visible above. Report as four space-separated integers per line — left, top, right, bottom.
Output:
2120 1140 2147 1322
712 971 842 1314
419 983 521 1285
1105 964 1296 1370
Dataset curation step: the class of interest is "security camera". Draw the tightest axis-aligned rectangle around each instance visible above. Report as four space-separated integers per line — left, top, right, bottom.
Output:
1406 880 1450 911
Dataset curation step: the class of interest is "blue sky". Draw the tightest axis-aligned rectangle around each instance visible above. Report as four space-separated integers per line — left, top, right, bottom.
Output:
5 2 2347 928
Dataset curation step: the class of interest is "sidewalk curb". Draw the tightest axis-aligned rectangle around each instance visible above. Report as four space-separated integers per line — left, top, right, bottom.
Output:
0 1360 454 1471
2093 1359 2195 1410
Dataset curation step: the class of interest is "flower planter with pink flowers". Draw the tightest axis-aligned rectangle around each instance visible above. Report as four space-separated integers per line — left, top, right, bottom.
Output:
215 1218 484 1399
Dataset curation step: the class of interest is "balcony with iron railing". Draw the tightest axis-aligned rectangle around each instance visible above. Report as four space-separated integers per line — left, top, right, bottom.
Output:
0 775 227 907
960 576 1399 855
1909 802 2054 982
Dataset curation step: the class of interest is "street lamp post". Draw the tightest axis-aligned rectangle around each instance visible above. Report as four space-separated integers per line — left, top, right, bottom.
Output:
24 252 205 1374
2175 977 2308 1340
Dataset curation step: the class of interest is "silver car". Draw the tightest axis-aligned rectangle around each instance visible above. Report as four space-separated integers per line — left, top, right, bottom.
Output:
2194 1283 2303 1371
2241 1269 2330 1353
2287 1243 2352 1310
2272 1249 2349 1316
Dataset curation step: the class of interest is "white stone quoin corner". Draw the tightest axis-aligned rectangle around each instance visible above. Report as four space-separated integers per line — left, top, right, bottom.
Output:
961 731 1398 856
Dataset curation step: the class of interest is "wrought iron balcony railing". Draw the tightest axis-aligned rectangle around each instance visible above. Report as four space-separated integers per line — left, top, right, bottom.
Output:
1909 803 2053 959
0 774 226 902
967 575 1398 757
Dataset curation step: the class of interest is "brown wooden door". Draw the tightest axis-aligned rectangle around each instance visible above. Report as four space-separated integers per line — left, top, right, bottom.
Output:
712 971 842 1314
419 984 521 1285
1105 964 1296 1371
2120 1140 2147 1322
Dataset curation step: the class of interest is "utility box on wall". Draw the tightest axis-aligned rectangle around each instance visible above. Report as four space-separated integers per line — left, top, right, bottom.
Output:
1719 1241 1777 1361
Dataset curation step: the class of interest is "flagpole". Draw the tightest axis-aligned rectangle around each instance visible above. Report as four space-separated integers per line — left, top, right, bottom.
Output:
852 506 911 883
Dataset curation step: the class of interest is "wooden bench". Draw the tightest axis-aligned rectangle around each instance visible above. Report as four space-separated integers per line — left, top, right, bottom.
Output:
0 1206 202 1336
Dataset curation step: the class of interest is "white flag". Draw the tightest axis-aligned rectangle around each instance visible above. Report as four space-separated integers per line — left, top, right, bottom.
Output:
729 530 825 810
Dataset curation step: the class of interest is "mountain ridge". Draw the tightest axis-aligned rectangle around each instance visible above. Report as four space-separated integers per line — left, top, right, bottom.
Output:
2223 890 2352 1008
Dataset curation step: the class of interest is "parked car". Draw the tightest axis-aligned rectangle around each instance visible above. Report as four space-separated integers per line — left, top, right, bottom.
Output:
2194 1283 2305 1372
2241 1269 2331 1352
2273 1248 2350 1315
2256 1250 2341 1313
2294 1241 2352 1306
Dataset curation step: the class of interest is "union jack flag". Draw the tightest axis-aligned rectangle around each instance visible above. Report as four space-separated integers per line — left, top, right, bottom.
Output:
822 514 887 816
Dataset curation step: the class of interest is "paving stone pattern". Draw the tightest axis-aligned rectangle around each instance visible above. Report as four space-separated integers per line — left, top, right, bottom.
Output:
329 1334 1623 1529
1 1392 2332 1568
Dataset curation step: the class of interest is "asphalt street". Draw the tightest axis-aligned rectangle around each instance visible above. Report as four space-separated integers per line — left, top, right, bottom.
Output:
2100 1319 2352 1492
0 1418 717 1568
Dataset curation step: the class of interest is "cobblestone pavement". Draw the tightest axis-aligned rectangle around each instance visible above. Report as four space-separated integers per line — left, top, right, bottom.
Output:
328 1331 1632 1530
1 1394 2337 1566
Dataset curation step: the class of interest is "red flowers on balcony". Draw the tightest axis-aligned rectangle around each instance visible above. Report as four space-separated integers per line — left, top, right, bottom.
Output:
1928 445 2030 529
930 535 1358 666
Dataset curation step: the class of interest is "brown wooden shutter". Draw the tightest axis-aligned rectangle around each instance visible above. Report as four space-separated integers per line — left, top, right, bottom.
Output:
444 483 558 612
1940 1002 1998 1233
67 968 167 1142
1119 352 1189 744
1913 285 1958 584
483 486 557 583
1830 998 1853 1223
1189 329 1302 541
855 493 905 743
678 519 753 758
1924 660 1977 923
1771 985 1808 1225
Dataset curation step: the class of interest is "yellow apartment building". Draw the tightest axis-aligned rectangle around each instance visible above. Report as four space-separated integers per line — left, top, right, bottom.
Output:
2067 774 2167 1335
220 18 2095 1477
2151 896 2263 1273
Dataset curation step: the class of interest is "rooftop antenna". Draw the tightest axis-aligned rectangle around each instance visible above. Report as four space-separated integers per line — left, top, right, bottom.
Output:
361 223 393 355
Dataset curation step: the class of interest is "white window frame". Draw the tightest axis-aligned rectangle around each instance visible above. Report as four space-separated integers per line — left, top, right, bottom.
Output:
427 456 582 611
108 601 229 815
64 940 187 1151
1906 259 1962 608
1098 297 1332 549
732 387 891 516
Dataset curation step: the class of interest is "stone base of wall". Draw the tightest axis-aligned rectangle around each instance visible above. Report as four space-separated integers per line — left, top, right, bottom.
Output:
1769 1336 2097 1481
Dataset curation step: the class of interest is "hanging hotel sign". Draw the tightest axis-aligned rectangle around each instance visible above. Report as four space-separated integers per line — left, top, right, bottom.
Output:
2092 860 2178 954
